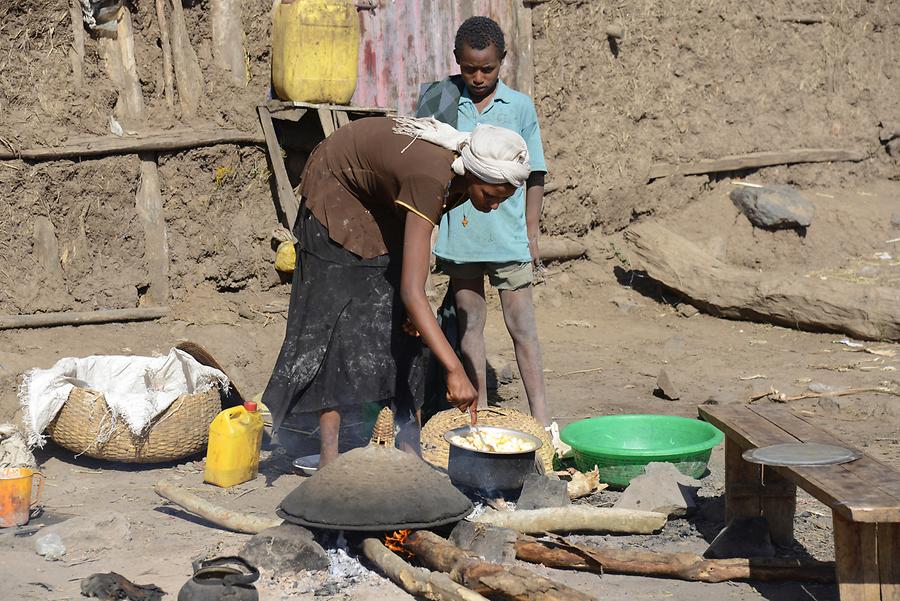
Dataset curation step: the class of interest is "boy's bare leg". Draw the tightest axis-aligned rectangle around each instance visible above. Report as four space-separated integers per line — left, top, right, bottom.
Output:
319 408 341 467
452 277 489 409
499 285 549 426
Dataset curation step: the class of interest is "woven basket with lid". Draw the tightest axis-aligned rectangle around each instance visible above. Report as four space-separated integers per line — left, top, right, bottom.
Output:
46 386 220 463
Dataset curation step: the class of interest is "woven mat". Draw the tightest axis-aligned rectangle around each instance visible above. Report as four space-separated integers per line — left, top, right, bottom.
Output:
420 407 554 471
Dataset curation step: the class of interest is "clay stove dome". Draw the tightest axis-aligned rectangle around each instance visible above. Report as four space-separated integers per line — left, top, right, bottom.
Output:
277 445 473 531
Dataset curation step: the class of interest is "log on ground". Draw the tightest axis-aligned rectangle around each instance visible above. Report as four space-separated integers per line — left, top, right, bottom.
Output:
154 479 281 534
361 538 489 601
402 530 597 601
472 505 667 534
0 307 169 331
623 222 900 341
515 535 835 583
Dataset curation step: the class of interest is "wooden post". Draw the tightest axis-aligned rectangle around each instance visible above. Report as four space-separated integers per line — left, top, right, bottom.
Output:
878 523 899 600
116 6 146 127
724 436 762 521
317 108 337 137
155 0 175 108
68 0 85 88
832 513 881 601
168 0 205 118
257 105 299 229
32 217 64 281
514 1 535 98
136 153 170 304
760 467 796 546
211 0 247 86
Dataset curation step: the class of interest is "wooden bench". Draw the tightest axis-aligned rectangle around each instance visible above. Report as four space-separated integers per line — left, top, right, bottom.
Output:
699 404 900 601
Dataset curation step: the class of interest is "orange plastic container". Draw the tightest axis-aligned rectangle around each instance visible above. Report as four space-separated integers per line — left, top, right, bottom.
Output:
0 467 44 528
203 402 264 488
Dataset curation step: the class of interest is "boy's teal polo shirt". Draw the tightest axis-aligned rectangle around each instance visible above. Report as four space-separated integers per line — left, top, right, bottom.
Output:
433 80 547 264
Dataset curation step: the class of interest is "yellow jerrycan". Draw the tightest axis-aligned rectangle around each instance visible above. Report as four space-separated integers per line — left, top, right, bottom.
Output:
271 0 360 104
204 401 265 488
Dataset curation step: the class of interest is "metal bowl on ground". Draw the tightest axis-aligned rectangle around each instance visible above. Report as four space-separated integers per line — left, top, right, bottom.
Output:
443 426 543 494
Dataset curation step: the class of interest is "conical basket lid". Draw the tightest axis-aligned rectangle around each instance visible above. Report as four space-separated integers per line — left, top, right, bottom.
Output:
277 445 473 531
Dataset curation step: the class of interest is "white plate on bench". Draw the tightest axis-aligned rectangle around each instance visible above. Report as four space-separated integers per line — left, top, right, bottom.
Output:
743 442 861 467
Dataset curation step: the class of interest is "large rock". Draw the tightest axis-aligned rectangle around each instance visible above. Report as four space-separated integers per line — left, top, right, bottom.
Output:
704 517 776 559
516 473 570 511
614 462 701 517
241 524 329 572
730 185 814 230
42 512 131 557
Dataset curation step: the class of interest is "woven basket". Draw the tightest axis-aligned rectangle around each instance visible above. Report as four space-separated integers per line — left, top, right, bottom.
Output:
420 407 554 472
46 386 221 463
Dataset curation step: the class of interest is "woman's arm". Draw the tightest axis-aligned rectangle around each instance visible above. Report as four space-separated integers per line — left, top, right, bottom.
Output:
401 214 477 412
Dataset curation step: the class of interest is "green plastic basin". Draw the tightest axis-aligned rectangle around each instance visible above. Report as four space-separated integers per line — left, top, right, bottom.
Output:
561 414 724 488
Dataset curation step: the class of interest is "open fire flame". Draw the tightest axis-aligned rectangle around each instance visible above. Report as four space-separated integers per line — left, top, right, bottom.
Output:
384 529 412 556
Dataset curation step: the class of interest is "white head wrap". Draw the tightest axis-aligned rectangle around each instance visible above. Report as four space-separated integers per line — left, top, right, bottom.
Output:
392 117 531 188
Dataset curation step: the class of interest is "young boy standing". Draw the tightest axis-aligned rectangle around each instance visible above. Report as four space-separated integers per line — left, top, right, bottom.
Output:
417 17 561 443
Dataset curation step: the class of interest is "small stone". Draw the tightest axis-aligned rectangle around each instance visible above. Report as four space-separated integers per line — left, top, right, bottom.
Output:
241 524 329 572
614 462 701 517
449 520 518 564
730 185 814 230
891 212 900 228
35 533 66 560
676 303 700 318
498 364 517 385
704 517 776 559
516 473 570 511
655 368 680 400
610 296 637 314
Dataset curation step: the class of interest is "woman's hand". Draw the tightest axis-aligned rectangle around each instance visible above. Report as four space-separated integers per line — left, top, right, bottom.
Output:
446 366 477 413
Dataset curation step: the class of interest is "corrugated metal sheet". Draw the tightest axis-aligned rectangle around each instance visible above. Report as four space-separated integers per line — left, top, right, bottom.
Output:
352 1 529 115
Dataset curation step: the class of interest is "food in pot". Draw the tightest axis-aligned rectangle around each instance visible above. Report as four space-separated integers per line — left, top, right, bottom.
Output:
449 429 536 453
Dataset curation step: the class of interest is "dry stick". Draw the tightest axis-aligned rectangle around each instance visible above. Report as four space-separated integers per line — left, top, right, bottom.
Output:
402 530 597 601
647 148 867 181
68 0 85 88
748 386 900 404
361 539 490 601
515 535 836 584
472 505 667 534
155 0 175 108
0 128 265 161
0 307 169 330
153 479 281 534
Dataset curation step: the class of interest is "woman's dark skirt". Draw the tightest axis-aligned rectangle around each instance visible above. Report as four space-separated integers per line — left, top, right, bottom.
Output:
263 206 425 431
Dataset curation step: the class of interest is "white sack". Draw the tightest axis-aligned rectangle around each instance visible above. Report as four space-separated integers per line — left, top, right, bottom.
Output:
20 349 229 446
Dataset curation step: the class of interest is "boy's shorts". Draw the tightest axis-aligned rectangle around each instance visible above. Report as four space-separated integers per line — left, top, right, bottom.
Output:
435 259 533 291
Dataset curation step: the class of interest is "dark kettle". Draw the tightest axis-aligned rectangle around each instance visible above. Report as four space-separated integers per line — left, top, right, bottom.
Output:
177 556 260 601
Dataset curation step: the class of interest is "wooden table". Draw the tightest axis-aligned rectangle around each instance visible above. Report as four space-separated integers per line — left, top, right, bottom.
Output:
257 100 396 230
699 404 900 601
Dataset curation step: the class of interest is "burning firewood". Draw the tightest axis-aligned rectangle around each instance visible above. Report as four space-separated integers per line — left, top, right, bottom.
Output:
472 506 667 534
401 530 598 601
362 537 489 601
515 535 835 584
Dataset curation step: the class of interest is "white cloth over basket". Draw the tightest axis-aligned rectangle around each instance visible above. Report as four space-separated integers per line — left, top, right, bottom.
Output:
20 349 229 446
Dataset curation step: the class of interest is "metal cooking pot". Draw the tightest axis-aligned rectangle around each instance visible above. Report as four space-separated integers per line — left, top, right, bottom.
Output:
443 426 543 493
178 556 259 601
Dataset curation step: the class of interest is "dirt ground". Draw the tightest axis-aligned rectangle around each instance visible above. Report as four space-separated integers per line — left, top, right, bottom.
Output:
1 0 899 599
1 180 898 600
